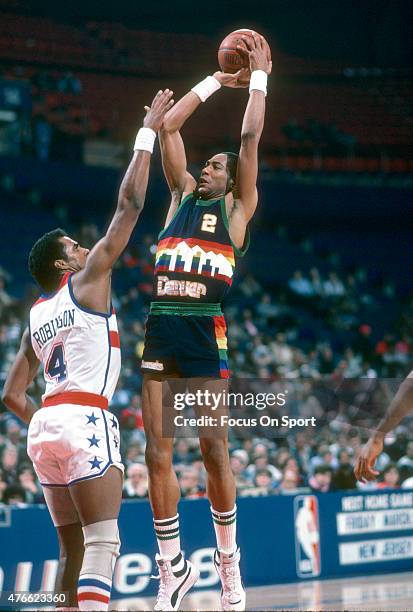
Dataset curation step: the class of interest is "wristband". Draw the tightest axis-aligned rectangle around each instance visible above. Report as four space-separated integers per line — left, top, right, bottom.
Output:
249 70 268 96
191 76 221 102
133 127 156 153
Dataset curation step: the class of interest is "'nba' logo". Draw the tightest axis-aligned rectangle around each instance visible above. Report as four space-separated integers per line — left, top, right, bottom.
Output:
294 495 321 578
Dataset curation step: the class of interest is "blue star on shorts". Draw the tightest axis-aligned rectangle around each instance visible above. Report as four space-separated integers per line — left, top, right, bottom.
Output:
86 412 99 426
87 434 100 448
89 456 103 470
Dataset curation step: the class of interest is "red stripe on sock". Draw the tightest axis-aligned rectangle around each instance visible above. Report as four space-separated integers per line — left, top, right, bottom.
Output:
78 592 110 604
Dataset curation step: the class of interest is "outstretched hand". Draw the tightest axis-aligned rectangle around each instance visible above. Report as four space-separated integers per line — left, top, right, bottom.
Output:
237 34 272 75
213 69 250 88
354 435 383 482
143 89 174 132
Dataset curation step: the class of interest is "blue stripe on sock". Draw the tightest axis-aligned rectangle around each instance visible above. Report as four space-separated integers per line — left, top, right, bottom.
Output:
78 578 111 592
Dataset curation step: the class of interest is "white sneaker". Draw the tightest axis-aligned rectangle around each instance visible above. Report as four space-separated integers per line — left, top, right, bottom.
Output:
214 548 246 611
153 552 199 611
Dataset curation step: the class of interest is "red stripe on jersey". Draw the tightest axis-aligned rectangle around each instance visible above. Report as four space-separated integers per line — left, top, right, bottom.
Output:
158 236 234 257
109 330 120 348
78 592 110 604
42 391 108 409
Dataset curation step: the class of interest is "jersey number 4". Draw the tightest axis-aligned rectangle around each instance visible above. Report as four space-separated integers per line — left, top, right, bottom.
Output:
46 343 67 382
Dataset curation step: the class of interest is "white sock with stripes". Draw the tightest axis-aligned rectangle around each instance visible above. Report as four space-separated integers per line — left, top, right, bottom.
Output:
211 505 237 555
154 514 181 560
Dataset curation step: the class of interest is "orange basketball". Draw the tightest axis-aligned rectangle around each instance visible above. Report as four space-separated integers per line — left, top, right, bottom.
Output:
218 29 271 81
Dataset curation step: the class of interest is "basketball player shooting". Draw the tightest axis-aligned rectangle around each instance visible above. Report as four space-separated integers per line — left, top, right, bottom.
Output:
2 89 174 611
141 34 271 611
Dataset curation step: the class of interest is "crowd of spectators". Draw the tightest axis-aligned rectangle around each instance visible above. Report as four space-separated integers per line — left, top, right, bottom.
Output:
0 215 412 506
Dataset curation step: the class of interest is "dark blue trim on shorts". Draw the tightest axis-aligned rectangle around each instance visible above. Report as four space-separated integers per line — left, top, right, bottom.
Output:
40 481 68 488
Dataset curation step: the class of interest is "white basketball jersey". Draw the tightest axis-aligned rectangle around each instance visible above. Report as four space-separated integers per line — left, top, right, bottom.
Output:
29 273 121 403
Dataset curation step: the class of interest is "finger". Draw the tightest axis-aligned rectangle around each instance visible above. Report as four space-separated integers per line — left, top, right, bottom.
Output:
160 89 173 103
241 35 254 51
236 45 250 58
232 69 244 79
151 89 163 106
153 89 170 108
252 33 260 48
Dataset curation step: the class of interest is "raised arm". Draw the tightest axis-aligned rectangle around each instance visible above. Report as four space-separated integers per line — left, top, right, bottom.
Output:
354 374 413 482
79 89 174 281
159 70 248 209
235 35 272 222
2 328 40 425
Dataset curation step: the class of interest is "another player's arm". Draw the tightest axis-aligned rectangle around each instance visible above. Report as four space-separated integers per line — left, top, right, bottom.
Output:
2 328 40 425
354 373 413 482
229 34 272 244
160 69 248 223
71 90 174 310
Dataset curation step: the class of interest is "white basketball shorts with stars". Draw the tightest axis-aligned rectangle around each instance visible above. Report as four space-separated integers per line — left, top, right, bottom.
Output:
28 403 124 487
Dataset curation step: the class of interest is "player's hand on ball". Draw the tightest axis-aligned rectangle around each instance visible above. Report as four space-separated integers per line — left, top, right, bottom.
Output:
213 69 250 88
143 89 174 132
354 434 383 482
238 34 272 75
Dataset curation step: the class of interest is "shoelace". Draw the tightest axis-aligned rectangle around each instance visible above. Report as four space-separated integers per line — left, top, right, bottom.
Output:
223 565 241 595
152 564 173 605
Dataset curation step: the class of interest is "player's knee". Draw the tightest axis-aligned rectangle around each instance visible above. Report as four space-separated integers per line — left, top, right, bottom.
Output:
82 519 120 577
145 444 173 475
200 440 229 476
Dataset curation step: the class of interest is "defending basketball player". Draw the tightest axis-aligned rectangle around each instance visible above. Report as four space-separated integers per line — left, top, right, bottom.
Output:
2 89 174 611
354 373 413 482
141 34 271 611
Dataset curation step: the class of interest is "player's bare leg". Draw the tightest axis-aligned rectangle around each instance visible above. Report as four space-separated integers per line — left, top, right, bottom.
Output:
143 374 199 611
68 466 123 611
142 375 179 518
192 378 245 612
56 524 85 609
43 487 84 610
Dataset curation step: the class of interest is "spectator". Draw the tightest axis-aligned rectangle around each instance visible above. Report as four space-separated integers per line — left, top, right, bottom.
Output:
397 441 413 481
288 270 313 297
123 463 148 499
323 272 345 298
1 446 19 484
17 464 43 503
277 468 302 494
254 468 277 494
377 464 400 489
0 469 7 502
309 268 324 296
309 465 334 493
230 450 251 490
2 484 27 506
178 467 205 499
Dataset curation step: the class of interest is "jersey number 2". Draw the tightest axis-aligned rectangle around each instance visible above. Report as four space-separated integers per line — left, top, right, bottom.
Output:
46 343 67 382
201 214 217 233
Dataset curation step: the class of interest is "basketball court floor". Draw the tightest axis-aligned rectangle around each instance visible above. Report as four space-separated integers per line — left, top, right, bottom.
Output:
110 571 413 611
